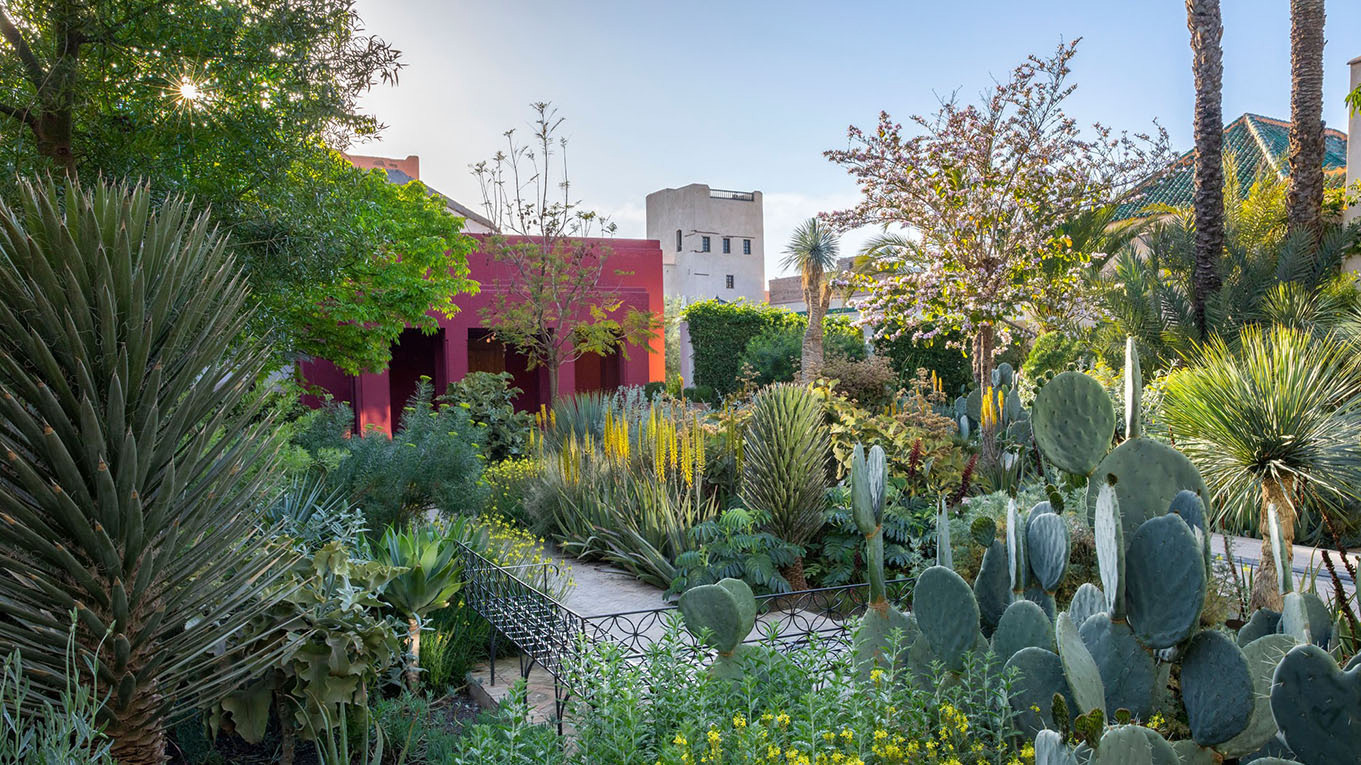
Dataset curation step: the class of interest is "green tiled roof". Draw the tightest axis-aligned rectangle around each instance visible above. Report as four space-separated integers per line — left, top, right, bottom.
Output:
1113 113 1348 221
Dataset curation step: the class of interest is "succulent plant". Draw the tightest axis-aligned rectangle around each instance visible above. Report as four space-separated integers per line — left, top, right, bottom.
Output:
1007 499 1029 598
913 566 982 673
1057 611 1106 717
1217 633 1297 758
1124 514 1206 649
849 444 916 678
971 516 997 547
1093 483 1126 620
936 496 953 569
1084 438 1210 542
1078 614 1156 720
1027 511 1070 594
1237 608 1282 645
1270 643 1361 765
1031 370 1116 476
993 599 1055 659
1124 337 1142 439
678 577 759 679
974 538 1011 638
1179 630 1254 747
1007 648 1075 736
1069 583 1107 630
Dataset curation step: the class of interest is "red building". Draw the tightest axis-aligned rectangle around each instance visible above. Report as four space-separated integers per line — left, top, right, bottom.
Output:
300 233 665 434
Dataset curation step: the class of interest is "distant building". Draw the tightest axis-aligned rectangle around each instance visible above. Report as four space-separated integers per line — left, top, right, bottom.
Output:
343 153 498 233
646 184 765 303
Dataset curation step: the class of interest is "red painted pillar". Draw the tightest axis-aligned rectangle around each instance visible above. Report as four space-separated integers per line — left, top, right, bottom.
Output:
356 370 392 435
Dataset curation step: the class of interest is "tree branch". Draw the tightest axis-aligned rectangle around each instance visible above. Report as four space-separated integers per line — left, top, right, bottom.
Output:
0 101 35 128
0 7 46 87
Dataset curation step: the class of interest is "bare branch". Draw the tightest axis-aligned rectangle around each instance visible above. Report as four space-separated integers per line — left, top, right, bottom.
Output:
0 7 46 87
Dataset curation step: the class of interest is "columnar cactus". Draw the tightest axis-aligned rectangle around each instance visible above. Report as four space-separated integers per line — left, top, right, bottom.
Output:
849 444 914 677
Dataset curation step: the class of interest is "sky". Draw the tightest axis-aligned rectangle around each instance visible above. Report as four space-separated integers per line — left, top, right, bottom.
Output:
351 0 1361 281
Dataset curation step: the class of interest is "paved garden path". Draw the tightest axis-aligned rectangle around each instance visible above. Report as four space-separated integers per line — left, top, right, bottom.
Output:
1211 532 1357 602
549 545 672 616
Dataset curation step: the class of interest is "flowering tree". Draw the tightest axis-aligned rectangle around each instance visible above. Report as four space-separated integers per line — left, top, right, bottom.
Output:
825 41 1167 388
473 103 657 400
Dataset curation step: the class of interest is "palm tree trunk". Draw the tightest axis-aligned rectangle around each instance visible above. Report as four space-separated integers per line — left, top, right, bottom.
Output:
405 617 422 691
1286 0 1326 239
781 556 809 593
1251 475 1297 612
800 283 827 383
106 689 167 765
1187 0 1225 338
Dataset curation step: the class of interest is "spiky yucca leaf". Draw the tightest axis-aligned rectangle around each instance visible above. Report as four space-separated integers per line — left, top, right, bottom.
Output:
740 384 830 581
0 178 294 764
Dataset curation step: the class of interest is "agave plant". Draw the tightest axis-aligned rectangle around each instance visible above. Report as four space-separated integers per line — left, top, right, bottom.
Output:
1162 324 1361 609
0 178 293 763
374 523 476 690
740 384 831 591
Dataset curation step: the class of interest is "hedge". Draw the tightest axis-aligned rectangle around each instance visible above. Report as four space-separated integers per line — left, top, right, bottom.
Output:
873 328 972 396
682 300 863 396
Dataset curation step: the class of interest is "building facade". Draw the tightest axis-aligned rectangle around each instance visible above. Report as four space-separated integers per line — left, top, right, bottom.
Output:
646 183 765 303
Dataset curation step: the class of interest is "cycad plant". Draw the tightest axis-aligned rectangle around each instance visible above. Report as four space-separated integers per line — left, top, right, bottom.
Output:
374 524 473 690
740 384 831 591
1161 324 1361 609
0 178 292 763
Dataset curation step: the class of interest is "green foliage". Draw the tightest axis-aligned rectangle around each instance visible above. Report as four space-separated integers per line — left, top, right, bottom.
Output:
672 508 799 594
371 692 462 764
263 476 369 551
684 300 864 396
0 620 115 764
373 523 475 689
307 381 488 532
740 385 832 559
1023 332 1088 381
874 329 973 395
0 178 293 760
481 457 541 526
444 372 536 462
819 354 898 410
808 483 931 590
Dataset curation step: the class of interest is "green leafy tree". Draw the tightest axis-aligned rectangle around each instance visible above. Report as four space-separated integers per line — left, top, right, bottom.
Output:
0 0 477 372
0 178 293 764
472 103 657 400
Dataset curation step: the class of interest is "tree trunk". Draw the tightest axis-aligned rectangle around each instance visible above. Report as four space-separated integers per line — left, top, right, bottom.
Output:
972 323 995 392
405 617 422 691
1251 475 1297 612
546 360 560 402
278 692 297 765
800 282 827 383
781 556 809 593
1187 0 1225 339
1286 0 1326 239
106 688 167 765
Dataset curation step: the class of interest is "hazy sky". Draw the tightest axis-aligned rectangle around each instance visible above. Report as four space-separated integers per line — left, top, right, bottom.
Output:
352 0 1361 280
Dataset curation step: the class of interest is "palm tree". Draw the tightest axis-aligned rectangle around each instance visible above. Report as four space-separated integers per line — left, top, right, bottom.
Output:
1187 0 1226 338
782 218 841 383
0 178 292 764
1161 325 1361 610
1286 0 1327 238
374 524 472 690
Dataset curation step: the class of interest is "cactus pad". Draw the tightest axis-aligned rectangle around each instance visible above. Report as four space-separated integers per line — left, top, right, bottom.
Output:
678 578 756 653
1026 511 1070 593
1218 634 1298 759
1057 611 1106 717
1069 583 1107 630
850 444 886 534
1094 482 1126 620
993 599 1055 660
1034 729 1079 765
1031 371 1115 476
1125 514 1205 649
1167 489 1206 533
1006 647 1074 735
1281 591 1332 648
853 604 915 679
1099 725 1177 765
1085 438 1210 541
1270 643 1361 765
1024 584 1057 621
1237 608 1281 645
913 565 982 672
973 539 1011 637
1124 337 1142 439
1180 630 1253 747
1078 613 1156 720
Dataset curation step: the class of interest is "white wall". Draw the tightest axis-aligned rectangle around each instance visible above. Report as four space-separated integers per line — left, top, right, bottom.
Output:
646 183 766 304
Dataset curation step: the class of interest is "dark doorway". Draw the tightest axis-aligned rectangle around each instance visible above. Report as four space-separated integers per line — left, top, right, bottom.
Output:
575 348 622 394
467 328 542 411
389 327 445 430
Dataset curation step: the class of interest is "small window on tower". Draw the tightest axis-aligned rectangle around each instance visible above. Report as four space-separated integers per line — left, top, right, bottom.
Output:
701 236 711 252
725 274 735 289
742 239 751 255
722 237 731 253
675 230 682 252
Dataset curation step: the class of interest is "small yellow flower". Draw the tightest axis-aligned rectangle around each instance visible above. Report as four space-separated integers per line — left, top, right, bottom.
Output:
733 714 747 729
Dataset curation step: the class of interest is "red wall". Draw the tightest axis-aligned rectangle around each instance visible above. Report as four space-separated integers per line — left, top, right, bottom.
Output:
299 234 665 435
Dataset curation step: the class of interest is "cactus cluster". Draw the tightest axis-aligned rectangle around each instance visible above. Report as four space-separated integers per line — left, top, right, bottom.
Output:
677 577 762 680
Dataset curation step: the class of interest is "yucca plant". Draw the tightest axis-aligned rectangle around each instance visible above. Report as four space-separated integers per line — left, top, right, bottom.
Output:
1162 324 1361 610
740 384 831 591
374 523 475 690
0 178 293 763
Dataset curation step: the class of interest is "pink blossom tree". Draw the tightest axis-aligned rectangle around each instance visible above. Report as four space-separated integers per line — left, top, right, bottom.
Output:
825 41 1167 389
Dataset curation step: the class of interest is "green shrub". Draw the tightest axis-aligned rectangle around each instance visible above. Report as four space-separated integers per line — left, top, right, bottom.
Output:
1021 331 1086 381
671 507 800 594
740 325 802 386
818 354 897 410
307 381 487 532
482 457 541 526
443 371 535 461
874 328 972 395
0 621 115 764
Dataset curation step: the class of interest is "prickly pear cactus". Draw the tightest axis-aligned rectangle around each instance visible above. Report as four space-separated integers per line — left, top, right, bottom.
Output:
1084 438 1210 542
1031 371 1115 476
1281 590 1333 649
1057 611 1106 717
993 599 1055 660
1093 482 1126 620
1237 608 1281 645
971 516 997 547
1124 337 1141 439
913 566 982 673
1098 724 1177 765
1180 630 1253 748
936 496 953 569
974 538 1011 637
1034 729 1080 765
1007 499 1028 597
849 444 914 678
1069 583 1107 630
1007 647 1074 736
1217 633 1297 759
678 577 759 679
1269 643 1361 765
1124 514 1206 649
1078 614 1156 720
1026 510 1070 593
